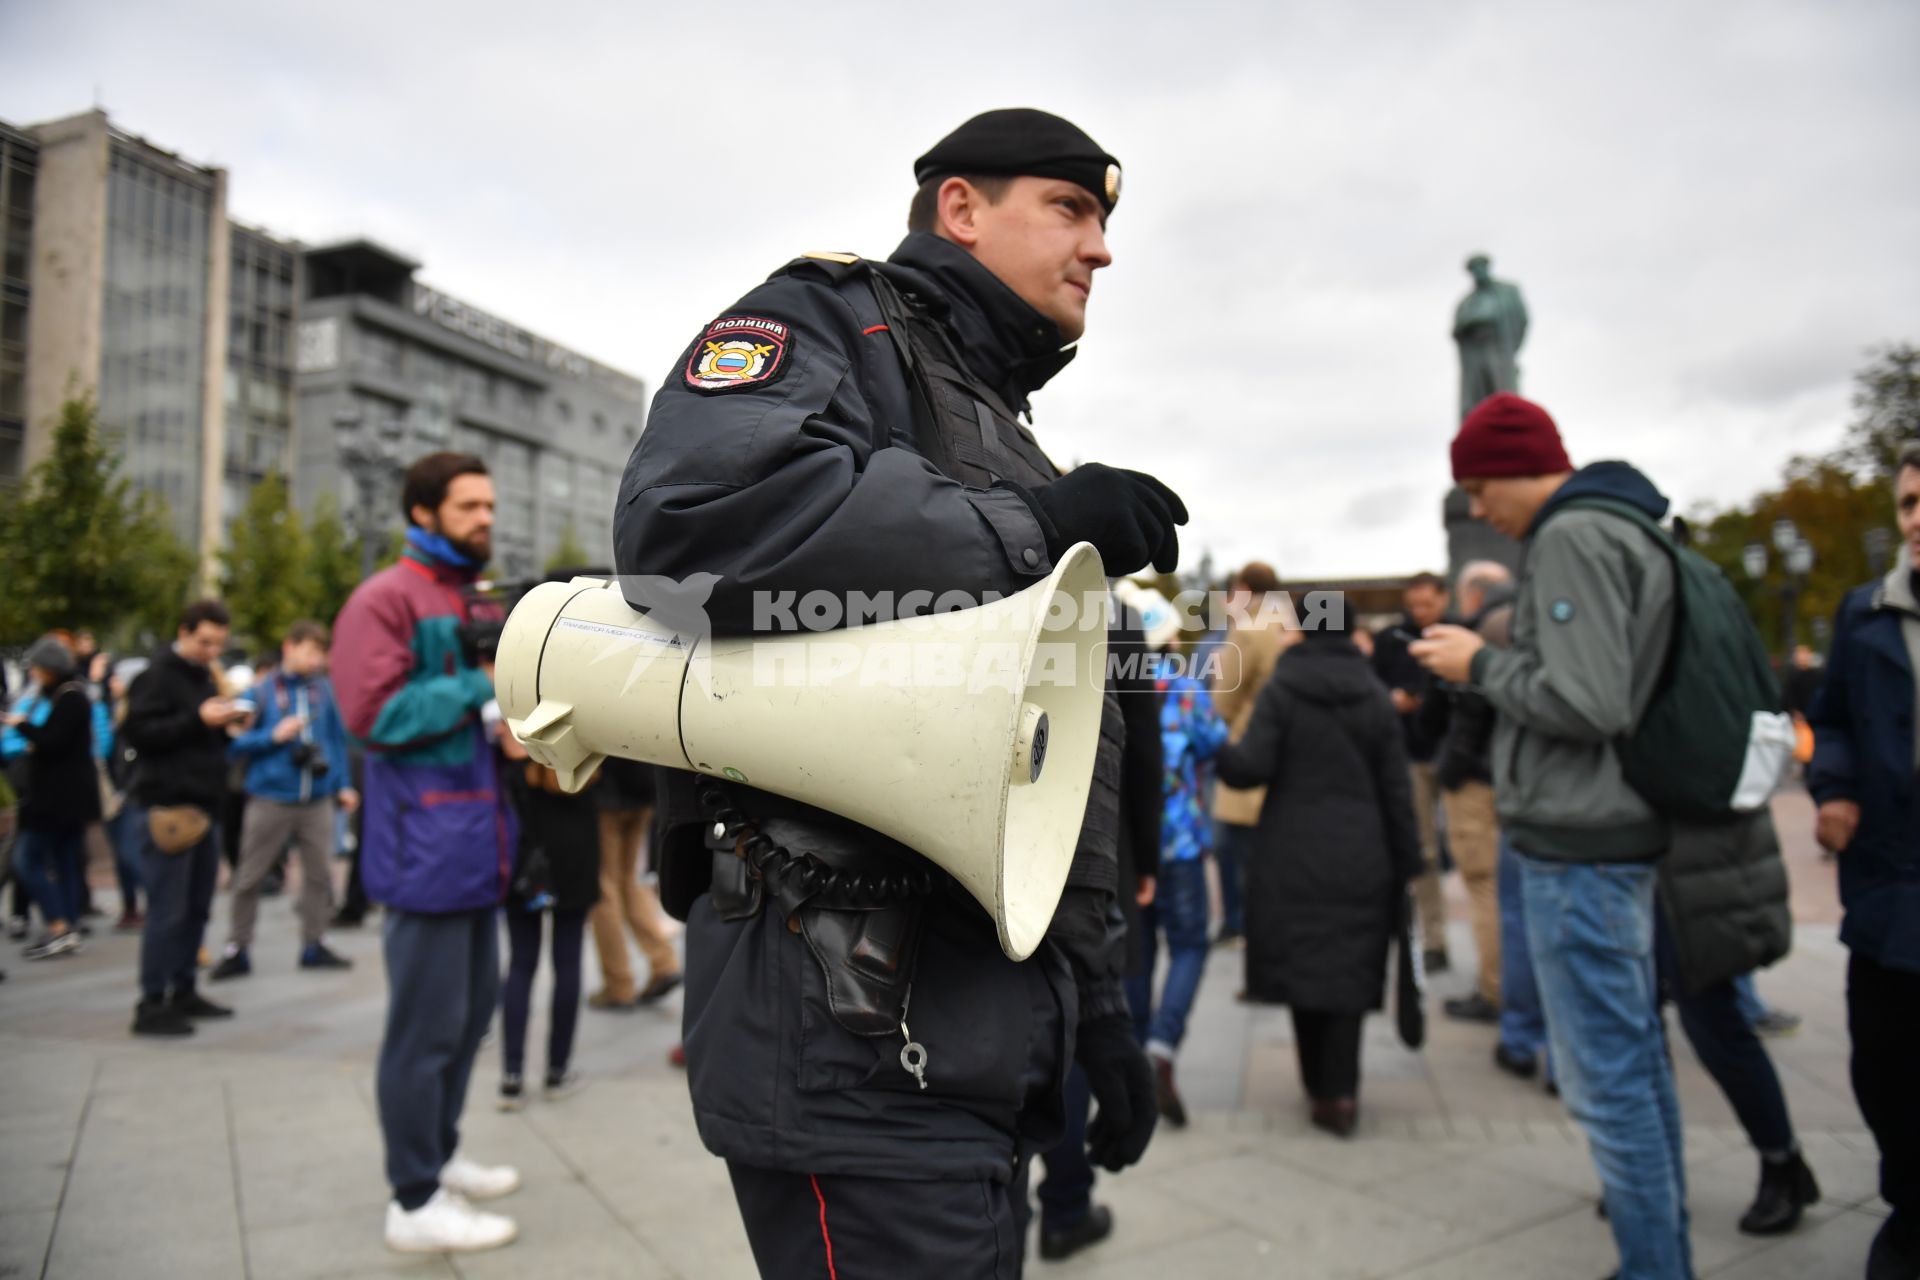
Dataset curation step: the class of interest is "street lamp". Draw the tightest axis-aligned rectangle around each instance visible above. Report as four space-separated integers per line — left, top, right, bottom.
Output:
1785 538 1814 579
1751 520 1813 658
336 409 409 578
1774 520 1813 657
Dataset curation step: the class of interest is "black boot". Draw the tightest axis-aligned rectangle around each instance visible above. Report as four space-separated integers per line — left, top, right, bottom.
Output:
131 998 195 1038
170 988 234 1019
1868 1209 1920 1280
1152 1054 1188 1129
1039 1204 1113 1261
1738 1151 1820 1235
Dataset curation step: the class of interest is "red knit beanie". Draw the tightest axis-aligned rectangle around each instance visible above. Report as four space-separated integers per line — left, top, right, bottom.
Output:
1451 393 1572 480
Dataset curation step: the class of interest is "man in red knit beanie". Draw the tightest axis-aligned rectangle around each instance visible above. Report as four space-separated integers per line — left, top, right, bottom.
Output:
1414 394 1697 1277
1413 394 1821 1271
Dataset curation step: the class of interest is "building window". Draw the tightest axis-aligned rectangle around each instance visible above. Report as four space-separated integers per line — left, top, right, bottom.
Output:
360 328 404 377
454 363 493 408
0 422 22 485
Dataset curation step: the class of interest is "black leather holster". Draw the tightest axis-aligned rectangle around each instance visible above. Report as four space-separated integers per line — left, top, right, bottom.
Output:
705 812 928 1038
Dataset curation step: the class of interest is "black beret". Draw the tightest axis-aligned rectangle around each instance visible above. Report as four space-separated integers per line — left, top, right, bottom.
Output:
914 108 1122 215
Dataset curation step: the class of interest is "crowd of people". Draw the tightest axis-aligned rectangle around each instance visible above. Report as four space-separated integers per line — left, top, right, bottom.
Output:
3 105 1915 1280
0 457 684 1253
0 414 1913 1280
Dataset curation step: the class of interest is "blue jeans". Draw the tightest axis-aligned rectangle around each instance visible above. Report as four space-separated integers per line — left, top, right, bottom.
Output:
1520 854 1691 1280
1212 822 1251 936
1497 838 1547 1063
139 823 220 1001
1129 858 1211 1054
15 823 85 927
107 804 145 912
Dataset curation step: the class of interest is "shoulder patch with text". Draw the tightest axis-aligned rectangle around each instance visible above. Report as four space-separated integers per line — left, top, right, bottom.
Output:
684 315 791 392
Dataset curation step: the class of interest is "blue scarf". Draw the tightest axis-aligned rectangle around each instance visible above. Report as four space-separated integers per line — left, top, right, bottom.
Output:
406 526 481 570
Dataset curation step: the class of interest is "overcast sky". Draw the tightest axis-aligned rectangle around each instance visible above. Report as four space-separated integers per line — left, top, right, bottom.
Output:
5 0 1917 580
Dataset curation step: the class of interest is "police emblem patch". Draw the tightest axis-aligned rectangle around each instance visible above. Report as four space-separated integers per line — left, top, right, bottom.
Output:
684 315 790 392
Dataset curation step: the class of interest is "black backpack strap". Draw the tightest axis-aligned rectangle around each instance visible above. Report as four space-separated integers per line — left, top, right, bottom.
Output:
858 266 966 481
1549 495 1690 710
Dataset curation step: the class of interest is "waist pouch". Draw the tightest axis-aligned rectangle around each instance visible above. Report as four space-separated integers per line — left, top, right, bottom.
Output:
148 805 211 855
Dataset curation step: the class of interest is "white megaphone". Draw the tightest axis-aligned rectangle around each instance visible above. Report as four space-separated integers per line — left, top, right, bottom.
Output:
492 543 1109 961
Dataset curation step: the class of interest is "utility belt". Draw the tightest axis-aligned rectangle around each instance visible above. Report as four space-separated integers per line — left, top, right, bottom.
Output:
698 779 943 1089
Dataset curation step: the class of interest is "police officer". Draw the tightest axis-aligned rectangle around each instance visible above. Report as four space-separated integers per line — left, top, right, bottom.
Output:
615 108 1186 1277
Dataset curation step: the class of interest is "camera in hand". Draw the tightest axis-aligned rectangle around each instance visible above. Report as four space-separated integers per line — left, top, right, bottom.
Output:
457 567 610 668
457 617 507 667
288 741 331 778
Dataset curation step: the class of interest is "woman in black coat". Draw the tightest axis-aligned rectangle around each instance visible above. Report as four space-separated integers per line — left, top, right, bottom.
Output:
1214 617 1421 1136
496 732 602 1109
3 637 101 960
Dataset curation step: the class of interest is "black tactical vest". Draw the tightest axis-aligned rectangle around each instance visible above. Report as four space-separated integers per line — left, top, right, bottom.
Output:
850 261 1125 901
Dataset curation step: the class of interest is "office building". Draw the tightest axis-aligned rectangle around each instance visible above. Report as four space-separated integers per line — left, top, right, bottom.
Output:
4 108 647 575
293 239 646 579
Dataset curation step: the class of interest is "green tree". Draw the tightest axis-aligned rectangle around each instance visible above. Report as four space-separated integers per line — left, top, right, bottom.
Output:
0 395 197 648
1841 343 1920 483
1690 455 1889 657
303 494 364 627
376 526 408 572
544 521 590 574
219 472 312 655
123 531 202 650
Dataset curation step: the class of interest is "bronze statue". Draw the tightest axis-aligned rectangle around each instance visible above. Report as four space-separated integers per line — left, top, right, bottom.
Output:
1452 254 1528 420
1444 254 1527 575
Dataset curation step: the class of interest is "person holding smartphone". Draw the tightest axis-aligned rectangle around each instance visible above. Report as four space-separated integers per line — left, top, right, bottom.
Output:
121 599 250 1037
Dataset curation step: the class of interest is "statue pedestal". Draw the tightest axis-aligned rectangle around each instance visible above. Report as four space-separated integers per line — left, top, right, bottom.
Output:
1443 487 1520 583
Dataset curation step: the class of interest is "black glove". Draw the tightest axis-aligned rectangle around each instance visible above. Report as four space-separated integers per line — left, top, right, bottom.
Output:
1078 1013 1158 1171
998 463 1188 574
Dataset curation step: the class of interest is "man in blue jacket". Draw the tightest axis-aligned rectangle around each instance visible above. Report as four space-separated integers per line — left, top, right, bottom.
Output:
213 621 357 978
1809 442 1920 1280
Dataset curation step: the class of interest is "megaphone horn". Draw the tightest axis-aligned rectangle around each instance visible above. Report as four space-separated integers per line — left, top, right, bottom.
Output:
492 545 1109 961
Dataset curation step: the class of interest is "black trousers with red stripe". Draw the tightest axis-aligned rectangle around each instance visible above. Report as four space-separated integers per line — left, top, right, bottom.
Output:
727 1161 1026 1279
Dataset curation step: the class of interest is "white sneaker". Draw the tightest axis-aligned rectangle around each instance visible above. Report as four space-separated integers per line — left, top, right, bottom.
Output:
440 1154 521 1201
385 1188 517 1253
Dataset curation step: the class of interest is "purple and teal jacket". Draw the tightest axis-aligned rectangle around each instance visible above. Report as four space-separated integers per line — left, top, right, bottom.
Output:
332 546 514 914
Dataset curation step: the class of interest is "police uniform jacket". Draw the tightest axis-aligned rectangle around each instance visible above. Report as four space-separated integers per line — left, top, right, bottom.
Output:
614 231 1130 1182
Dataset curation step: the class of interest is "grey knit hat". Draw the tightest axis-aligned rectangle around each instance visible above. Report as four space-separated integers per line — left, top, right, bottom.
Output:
24 635 76 678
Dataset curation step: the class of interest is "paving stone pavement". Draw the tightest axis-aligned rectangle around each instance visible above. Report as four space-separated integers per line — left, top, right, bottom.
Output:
0 788 1887 1278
